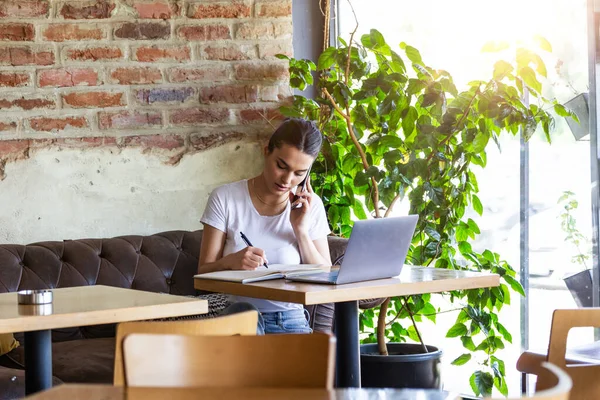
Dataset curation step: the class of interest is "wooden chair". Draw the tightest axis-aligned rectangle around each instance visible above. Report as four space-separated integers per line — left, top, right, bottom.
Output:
484 362 571 399
113 310 258 386
122 332 336 388
517 309 600 400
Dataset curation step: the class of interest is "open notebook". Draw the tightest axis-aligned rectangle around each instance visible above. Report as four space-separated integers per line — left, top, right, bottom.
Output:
194 264 330 284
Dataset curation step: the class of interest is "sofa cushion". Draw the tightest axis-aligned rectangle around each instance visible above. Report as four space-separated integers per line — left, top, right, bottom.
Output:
0 230 351 389
7 337 115 384
0 231 202 296
305 303 334 333
0 366 62 400
328 236 348 266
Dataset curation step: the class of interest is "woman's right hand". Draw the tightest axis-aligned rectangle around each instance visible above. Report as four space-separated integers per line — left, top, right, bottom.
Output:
227 246 268 270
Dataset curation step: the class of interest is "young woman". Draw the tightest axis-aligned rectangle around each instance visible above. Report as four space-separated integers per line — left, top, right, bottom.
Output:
198 118 332 334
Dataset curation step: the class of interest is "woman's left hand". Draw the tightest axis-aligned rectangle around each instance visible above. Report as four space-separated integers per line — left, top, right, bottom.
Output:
289 175 313 235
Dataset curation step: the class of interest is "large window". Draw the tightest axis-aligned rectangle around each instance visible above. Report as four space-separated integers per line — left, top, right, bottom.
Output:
338 0 590 395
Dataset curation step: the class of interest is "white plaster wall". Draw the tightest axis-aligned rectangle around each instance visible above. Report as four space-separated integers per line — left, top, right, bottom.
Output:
0 140 264 244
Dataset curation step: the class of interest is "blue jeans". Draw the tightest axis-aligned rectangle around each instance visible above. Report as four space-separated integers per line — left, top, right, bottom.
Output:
219 302 312 335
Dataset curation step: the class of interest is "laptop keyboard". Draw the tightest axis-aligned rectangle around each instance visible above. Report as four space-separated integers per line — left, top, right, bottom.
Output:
309 270 339 282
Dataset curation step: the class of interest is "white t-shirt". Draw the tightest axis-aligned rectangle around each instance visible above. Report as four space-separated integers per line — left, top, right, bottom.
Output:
200 179 331 312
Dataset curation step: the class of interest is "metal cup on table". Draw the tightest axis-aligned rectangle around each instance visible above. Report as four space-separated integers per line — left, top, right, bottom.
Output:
17 289 53 316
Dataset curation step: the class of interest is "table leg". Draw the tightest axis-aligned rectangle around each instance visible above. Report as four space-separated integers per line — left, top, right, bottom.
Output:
25 330 52 395
334 300 360 388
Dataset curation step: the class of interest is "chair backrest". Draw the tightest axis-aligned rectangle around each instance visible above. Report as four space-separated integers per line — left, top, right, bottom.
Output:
122 332 336 388
540 308 600 400
484 362 571 400
113 310 258 386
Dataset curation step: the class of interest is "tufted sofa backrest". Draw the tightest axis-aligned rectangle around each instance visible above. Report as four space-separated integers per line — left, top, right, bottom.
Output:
0 230 348 341
0 230 203 296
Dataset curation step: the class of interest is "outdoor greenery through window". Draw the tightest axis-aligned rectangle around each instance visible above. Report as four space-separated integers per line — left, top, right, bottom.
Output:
336 0 590 396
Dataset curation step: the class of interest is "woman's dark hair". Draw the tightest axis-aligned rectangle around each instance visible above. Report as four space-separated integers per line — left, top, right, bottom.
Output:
267 118 322 158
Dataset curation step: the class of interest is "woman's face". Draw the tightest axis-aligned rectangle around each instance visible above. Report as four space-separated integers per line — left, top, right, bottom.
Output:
262 144 314 195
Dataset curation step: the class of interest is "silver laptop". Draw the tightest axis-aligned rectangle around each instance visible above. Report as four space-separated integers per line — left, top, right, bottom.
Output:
288 215 418 285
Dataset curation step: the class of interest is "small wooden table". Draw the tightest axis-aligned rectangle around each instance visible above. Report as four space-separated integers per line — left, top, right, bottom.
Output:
24 384 461 399
0 285 207 395
195 266 499 388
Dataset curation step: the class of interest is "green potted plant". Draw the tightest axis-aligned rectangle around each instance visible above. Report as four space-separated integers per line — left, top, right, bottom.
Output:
278 26 575 396
559 190 593 307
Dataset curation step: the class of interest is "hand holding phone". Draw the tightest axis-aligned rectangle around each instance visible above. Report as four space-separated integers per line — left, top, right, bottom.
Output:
292 166 311 209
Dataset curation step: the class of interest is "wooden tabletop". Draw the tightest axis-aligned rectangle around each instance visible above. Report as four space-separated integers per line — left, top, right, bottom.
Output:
0 285 208 333
194 266 499 305
24 385 460 400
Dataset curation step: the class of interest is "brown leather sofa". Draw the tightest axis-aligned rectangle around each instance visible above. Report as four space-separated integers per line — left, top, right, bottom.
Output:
0 230 349 399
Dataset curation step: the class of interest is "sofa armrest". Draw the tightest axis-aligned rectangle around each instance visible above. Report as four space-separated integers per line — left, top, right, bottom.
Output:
305 303 334 333
359 298 386 309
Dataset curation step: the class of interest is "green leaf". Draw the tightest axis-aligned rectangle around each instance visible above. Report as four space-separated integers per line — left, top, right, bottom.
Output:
391 321 403 337
401 43 423 64
279 106 305 118
420 303 437 323
361 312 374 328
407 325 420 342
534 54 548 77
451 353 472 366
533 35 553 52
496 322 513 343
500 283 512 306
458 241 473 255
491 355 506 376
491 356 508 397
390 51 406 73
352 201 368 220
472 195 483 215
402 107 418 136
456 310 469 323
361 30 387 51
519 66 542 93
461 336 476 351
354 171 370 187
473 371 494 396
504 275 526 297
554 103 571 117
493 60 513 80
421 92 439 107
327 205 339 225
407 79 426 96
481 40 510 53
467 218 481 234
425 226 441 241
494 376 509 397
482 249 496 262
472 132 489 153
366 165 380 178
369 29 387 49
318 47 337 70
384 150 404 163
378 135 404 148
446 323 468 338
469 373 479 396
494 336 505 349
456 224 468 242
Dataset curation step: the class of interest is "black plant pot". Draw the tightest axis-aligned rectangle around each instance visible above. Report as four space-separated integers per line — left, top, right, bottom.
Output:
360 343 443 389
564 269 593 307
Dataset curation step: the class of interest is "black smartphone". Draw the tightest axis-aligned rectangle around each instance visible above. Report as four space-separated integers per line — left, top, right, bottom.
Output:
292 165 312 209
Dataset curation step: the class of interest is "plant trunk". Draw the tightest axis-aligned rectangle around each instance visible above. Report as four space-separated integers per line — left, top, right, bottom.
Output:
401 297 428 354
377 297 429 356
377 297 390 355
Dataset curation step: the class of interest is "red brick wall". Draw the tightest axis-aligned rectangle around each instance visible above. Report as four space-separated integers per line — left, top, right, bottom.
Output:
0 0 292 172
